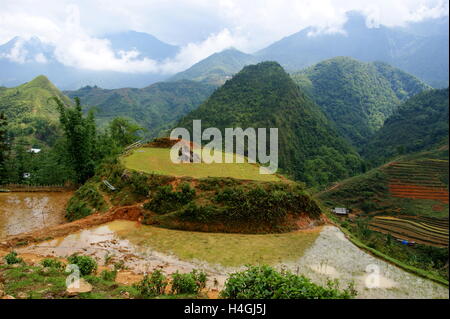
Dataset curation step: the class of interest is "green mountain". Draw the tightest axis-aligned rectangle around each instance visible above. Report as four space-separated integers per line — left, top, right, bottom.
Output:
176 61 363 187
291 57 430 148
169 48 259 85
363 88 449 165
65 80 215 139
0 75 71 146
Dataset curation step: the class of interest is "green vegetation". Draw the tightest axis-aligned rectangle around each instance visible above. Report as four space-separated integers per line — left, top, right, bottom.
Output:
177 61 363 187
65 80 215 139
0 112 9 183
363 88 449 165
135 269 167 297
40 258 64 270
221 265 356 299
67 255 98 276
318 147 449 282
291 57 429 148
66 182 108 221
122 147 281 181
143 177 322 233
169 48 259 85
4 251 23 265
0 75 69 146
170 270 207 295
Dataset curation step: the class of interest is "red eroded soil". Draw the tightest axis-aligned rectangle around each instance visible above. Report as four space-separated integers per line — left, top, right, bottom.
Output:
388 183 449 204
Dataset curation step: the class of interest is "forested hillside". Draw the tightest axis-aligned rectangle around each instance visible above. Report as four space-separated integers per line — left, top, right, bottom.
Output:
169 48 260 85
291 57 429 148
0 75 71 146
177 61 364 187
363 88 449 165
65 80 215 139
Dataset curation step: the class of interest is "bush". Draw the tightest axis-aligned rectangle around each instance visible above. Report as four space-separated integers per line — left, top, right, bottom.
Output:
135 269 168 297
144 183 195 214
67 255 98 276
171 270 207 295
40 258 64 270
4 251 23 265
221 265 357 299
66 183 107 221
100 269 117 282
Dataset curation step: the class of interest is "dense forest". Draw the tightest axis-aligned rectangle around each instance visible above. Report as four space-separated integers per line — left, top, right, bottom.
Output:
363 88 449 165
291 57 429 148
177 61 364 187
65 80 215 139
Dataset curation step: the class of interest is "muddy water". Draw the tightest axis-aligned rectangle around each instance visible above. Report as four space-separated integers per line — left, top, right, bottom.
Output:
0 192 72 238
17 220 449 298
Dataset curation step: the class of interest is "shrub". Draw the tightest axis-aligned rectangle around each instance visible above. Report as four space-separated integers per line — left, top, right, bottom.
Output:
40 258 64 270
135 269 168 297
221 265 357 299
66 183 107 221
144 183 195 214
129 171 150 196
100 269 117 282
171 270 206 295
4 251 22 265
67 254 98 276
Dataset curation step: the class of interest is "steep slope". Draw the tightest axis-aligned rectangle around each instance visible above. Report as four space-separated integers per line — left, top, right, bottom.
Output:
65 80 215 138
256 12 448 88
317 146 449 281
291 57 429 147
363 88 449 165
0 75 71 146
169 48 260 85
176 61 363 187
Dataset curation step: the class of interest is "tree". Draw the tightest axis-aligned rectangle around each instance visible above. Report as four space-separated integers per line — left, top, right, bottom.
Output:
51 97 97 184
0 112 10 184
108 117 143 147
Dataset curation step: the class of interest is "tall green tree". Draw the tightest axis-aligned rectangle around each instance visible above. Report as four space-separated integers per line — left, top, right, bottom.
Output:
51 97 97 184
108 117 143 147
0 112 10 184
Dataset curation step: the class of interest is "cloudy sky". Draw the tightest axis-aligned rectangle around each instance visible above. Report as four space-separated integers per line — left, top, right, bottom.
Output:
0 0 448 74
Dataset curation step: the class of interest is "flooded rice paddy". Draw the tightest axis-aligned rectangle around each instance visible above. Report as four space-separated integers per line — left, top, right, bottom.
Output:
17 220 449 299
0 192 72 238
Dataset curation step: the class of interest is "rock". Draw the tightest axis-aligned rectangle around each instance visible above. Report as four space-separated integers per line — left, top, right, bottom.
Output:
17 292 28 299
121 291 130 299
66 278 93 296
1 295 15 299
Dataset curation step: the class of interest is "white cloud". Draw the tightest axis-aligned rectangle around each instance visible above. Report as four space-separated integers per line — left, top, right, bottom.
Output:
0 0 448 74
0 37 28 63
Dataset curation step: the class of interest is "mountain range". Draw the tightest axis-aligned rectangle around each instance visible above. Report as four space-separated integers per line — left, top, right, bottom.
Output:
291 57 430 148
0 12 448 89
65 80 215 139
176 61 364 186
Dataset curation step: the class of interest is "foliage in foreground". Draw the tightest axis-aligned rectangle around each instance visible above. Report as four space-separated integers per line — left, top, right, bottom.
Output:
221 265 357 299
67 254 98 276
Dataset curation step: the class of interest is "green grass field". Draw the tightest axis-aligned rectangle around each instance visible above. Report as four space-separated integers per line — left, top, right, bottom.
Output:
122 147 282 182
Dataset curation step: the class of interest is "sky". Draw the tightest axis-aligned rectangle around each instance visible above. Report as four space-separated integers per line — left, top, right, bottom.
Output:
0 0 448 74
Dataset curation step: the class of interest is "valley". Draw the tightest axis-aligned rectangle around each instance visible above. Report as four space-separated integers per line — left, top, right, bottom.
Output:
0 9 448 300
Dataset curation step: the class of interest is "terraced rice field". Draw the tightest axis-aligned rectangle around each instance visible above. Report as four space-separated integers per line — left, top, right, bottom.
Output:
369 215 449 247
383 159 449 204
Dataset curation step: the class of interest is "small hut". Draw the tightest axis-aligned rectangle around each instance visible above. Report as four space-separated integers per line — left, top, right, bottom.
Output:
332 207 349 215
